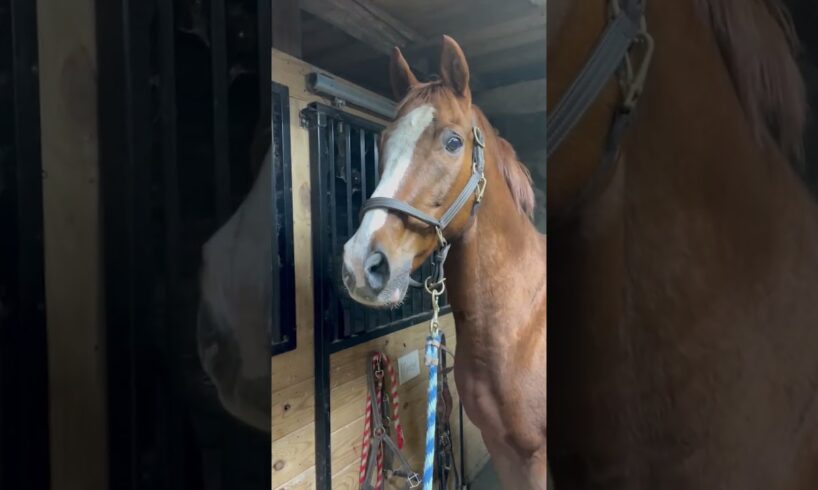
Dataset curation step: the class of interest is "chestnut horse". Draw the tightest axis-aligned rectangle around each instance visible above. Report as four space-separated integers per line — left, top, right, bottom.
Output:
548 0 818 488
341 37 548 488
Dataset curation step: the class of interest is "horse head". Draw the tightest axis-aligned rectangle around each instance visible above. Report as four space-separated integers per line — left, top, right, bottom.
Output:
341 36 488 309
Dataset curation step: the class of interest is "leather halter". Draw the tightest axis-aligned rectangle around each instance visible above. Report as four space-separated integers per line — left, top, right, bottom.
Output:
359 122 487 287
548 0 654 222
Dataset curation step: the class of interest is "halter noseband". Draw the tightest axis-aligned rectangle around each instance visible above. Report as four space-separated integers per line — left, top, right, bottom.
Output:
359 121 486 288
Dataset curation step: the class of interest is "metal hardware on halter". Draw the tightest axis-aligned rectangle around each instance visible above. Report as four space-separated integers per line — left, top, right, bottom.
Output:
547 0 653 229
546 0 652 158
610 0 654 113
425 278 445 335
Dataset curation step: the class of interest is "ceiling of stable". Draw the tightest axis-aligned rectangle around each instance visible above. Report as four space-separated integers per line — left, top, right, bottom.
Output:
296 0 547 101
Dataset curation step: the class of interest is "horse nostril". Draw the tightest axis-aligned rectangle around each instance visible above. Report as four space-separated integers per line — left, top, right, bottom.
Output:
364 251 390 293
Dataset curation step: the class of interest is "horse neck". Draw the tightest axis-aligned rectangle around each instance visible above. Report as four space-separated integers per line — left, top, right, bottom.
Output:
626 1 818 258
445 135 546 345
556 0 818 307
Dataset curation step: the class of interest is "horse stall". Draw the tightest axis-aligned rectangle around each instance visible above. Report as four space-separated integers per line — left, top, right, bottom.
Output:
266 1 546 488
2 0 544 488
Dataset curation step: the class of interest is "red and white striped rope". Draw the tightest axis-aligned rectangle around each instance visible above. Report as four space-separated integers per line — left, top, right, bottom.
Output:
358 352 405 489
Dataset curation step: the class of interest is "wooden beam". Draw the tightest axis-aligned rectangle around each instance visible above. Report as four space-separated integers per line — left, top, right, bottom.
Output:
469 37 546 76
311 12 545 81
300 0 425 55
38 0 107 488
475 78 546 115
273 0 303 57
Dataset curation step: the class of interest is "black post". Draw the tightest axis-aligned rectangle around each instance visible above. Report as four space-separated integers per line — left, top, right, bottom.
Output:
0 0 49 487
96 0 156 488
210 0 231 223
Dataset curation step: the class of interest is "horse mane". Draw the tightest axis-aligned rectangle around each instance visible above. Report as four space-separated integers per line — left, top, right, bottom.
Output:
397 80 536 219
696 0 807 162
473 107 536 219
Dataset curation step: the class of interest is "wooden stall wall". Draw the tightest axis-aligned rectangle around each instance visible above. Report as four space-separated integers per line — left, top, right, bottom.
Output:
37 0 108 488
270 49 489 489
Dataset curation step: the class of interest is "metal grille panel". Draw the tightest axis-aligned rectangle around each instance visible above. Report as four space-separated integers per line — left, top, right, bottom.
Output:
304 101 450 352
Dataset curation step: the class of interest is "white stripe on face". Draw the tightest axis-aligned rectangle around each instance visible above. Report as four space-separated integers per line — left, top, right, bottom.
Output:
346 104 435 255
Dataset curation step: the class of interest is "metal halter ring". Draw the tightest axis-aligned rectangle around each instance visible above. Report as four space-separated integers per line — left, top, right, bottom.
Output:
424 276 446 296
472 125 485 148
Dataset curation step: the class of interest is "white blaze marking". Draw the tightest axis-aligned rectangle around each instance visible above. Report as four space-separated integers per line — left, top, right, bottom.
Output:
347 104 435 256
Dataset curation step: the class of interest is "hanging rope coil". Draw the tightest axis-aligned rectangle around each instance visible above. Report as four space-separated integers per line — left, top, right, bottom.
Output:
359 351 416 489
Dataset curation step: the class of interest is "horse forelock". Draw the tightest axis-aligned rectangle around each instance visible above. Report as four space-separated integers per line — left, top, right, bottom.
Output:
695 0 807 163
394 83 536 220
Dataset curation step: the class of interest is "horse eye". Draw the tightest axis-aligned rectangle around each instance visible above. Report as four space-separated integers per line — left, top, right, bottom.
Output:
445 135 463 153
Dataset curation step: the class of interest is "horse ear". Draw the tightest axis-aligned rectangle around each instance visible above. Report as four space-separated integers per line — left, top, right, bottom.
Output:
390 47 418 102
439 35 470 99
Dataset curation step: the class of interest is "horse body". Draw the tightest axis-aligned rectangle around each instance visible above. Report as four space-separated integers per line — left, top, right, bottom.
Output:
342 38 549 488
446 112 549 489
548 0 818 487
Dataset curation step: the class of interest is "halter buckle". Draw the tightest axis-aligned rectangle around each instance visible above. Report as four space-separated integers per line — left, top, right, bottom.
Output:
435 226 448 248
621 29 654 112
475 175 487 203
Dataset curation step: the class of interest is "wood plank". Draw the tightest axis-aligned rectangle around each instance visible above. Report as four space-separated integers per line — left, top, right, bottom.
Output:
276 465 316 490
300 0 425 55
316 9 545 71
470 38 547 76
273 0 303 57
330 461 361 489
397 0 535 42
272 95 315 392
273 376 316 441
475 78 547 115
330 416 367 476
37 0 107 488
272 422 317 487
465 26 546 59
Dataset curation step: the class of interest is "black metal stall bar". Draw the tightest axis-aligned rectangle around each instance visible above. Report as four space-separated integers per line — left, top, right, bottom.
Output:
0 0 49 488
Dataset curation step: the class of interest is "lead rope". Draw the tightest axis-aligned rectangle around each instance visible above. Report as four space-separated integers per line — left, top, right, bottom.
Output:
423 280 445 490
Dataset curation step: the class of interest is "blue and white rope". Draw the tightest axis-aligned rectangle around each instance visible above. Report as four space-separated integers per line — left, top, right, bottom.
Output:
423 331 442 490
